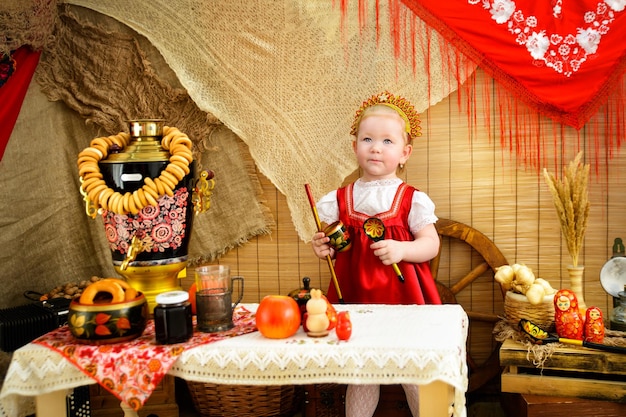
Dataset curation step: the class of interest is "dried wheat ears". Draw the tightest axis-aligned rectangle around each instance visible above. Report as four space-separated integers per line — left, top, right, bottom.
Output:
542 151 590 267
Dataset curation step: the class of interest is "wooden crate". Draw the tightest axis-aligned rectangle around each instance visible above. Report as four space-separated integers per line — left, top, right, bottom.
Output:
499 339 626 402
303 384 413 417
500 392 626 417
89 375 178 417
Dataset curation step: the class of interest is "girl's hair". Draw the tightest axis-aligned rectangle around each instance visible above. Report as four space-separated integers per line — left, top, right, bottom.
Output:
350 91 421 141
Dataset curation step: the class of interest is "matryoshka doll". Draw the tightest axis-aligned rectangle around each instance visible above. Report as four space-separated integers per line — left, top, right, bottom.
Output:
554 289 583 340
584 306 605 343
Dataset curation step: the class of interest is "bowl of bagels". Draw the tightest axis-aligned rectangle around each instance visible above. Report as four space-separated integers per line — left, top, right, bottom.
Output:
68 277 148 344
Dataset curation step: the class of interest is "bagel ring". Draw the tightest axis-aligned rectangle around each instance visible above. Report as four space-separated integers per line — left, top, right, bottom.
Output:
124 287 139 301
100 278 139 301
100 278 131 289
79 280 125 304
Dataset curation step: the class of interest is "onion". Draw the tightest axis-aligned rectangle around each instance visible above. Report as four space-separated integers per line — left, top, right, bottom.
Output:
534 278 556 295
495 265 515 289
525 283 546 305
515 265 536 286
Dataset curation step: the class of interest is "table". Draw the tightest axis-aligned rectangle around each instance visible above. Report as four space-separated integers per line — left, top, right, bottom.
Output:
0 304 468 417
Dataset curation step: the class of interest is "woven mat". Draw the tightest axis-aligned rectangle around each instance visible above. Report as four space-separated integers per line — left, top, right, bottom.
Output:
33 306 257 410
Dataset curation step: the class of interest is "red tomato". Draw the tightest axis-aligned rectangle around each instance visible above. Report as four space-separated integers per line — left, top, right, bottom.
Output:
188 282 197 315
336 311 352 341
256 295 301 339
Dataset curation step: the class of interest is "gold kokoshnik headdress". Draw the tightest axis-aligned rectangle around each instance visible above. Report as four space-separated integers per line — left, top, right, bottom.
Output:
350 91 421 140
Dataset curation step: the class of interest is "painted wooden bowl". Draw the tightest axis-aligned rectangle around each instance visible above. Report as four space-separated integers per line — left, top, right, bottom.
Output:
68 293 148 344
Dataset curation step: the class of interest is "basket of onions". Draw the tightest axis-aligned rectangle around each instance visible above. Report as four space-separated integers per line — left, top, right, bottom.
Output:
496 264 557 331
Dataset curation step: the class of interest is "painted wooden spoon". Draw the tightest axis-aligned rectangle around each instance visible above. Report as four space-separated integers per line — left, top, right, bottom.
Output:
519 318 626 354
363 217 405 283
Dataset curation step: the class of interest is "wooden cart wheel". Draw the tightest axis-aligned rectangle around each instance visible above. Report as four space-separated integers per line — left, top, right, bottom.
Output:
432 218 509 393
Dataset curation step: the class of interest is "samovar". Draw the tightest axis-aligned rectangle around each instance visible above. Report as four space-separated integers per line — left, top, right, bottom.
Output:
78 119 213 312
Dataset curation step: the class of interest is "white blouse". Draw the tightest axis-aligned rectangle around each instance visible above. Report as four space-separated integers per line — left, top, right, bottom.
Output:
317 178 438 234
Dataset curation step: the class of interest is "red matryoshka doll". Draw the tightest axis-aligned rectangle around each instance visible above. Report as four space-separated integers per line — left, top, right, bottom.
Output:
554 289 583 340
584 306 605 343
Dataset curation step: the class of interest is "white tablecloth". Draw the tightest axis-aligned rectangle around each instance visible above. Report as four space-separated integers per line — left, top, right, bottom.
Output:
0 304 468 417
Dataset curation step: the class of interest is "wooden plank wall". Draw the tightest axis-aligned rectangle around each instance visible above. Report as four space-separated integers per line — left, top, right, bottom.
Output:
182 69 626 364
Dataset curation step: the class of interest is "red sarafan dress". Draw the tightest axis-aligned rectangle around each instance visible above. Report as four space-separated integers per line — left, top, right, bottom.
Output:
584 306 605 343
324 182 441 305
554 289 584 340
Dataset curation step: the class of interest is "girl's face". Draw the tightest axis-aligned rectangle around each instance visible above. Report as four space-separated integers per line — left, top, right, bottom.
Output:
353 111 412 181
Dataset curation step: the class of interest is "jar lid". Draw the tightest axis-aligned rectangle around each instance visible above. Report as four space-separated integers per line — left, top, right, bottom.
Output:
156 290 189 305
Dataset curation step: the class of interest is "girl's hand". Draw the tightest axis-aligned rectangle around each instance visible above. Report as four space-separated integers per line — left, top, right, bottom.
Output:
312 231 334 259
370 239 405 265
370 224 440 264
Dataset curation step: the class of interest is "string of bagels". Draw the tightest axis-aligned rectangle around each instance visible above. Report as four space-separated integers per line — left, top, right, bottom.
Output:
77 126 193 216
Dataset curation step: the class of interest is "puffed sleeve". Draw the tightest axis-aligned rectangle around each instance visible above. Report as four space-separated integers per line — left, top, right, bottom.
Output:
407 191 438 234
316 189 339 225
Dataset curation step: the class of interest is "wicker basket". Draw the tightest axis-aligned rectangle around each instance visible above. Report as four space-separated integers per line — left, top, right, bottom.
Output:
504 291 555 332
303 384 413 417
186 382 304 417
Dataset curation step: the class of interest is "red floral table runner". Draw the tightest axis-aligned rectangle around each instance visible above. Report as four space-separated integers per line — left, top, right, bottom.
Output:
33 306 256 410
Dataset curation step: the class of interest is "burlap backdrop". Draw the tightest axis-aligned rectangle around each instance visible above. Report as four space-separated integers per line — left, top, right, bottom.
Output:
0 0 56 55
1 0 475 307
0 5 273 308
63 0 475 240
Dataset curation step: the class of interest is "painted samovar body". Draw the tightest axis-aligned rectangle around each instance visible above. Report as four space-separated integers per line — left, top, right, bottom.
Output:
78 119 213 312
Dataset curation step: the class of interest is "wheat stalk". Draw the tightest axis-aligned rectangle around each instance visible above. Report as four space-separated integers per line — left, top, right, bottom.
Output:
542 152 590 267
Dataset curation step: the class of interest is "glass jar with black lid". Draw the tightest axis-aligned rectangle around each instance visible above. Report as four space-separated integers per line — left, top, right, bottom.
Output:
154 290 193 344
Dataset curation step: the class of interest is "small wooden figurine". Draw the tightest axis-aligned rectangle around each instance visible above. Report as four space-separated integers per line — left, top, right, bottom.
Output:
584 306 605 343
554 289 584 340
305 288 329 337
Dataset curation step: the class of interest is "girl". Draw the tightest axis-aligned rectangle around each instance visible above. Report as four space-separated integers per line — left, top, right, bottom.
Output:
311 91 441 417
